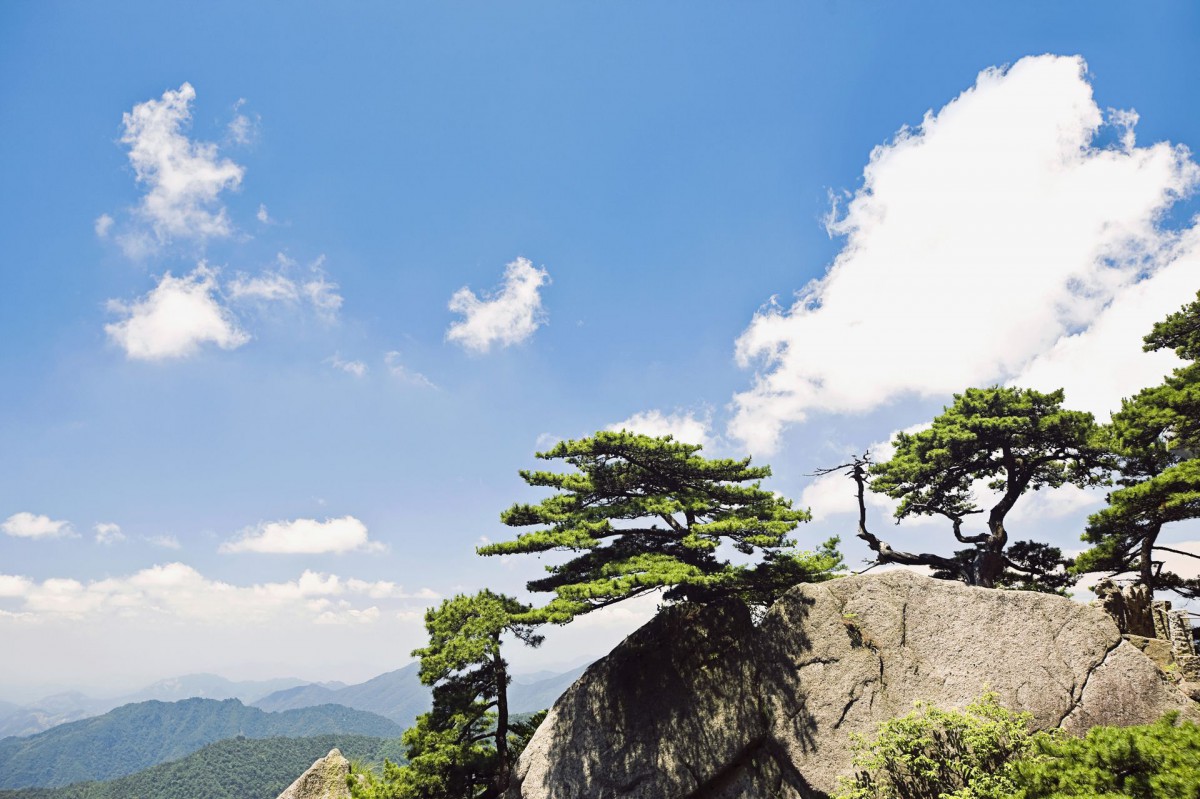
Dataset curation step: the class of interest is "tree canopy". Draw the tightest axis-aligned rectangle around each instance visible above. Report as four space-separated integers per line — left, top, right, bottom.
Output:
354 591 541 799
834 386 1112 588
478 430 838 623
1076 290 1200 596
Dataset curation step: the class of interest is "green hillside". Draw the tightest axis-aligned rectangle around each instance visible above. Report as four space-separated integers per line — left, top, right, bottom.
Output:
0 734 404 799
0 699 401 789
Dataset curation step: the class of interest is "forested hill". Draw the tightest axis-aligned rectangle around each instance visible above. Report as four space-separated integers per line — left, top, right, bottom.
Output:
0 698 401 789
0 734 404 799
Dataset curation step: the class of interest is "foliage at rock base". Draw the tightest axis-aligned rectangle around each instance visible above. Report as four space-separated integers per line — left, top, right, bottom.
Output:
834 694 1200 799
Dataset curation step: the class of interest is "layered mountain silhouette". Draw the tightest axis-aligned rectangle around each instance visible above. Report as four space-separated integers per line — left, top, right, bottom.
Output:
0 698 400 789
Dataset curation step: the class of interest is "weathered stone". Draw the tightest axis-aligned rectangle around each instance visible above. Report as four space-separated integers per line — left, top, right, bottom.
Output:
276 748 351 799
1091 579 1155 637
507 571 1198 799
1153 600 1173 640
1126 633 1175 671
511 599 767 798
1167 609 1200 681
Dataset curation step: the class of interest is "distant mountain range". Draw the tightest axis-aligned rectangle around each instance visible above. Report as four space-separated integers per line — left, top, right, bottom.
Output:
250 662 591 729
0 675 310 738
251 663 429 723
0 734 404 799
0 661 592 744
0 662 594 792
0 698 401 789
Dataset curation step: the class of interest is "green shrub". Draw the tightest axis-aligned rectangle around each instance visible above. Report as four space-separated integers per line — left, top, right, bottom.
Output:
834 692 1035 799
835 694 1200 799
1013 711 1200 799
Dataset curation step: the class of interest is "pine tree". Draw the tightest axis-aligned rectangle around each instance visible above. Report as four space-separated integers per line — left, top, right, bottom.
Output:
829 386 1111 588
478 431 838 624
354 591 541 799
1076 290 1200 596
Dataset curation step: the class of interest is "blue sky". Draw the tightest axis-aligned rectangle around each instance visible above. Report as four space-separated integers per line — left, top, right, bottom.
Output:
3 2 1200 698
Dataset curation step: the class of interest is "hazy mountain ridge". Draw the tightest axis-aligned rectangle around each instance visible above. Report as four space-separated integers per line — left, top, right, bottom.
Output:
0 698 401 789
1 663 588 740
252 662 590 729
507 665 588 714
0 734 404 799
0 675 310 739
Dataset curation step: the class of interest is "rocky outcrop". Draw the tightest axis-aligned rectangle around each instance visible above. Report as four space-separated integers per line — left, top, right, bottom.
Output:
276 748 351 799
508 570 1198 799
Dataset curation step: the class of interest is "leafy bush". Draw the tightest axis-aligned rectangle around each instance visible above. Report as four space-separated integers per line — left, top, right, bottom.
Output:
835 694 1200 799
1013 711 1200 798
834 692 1034 799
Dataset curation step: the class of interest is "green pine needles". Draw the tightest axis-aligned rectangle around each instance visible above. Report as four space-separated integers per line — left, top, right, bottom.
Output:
1075 290 1200 596
478 430 840 624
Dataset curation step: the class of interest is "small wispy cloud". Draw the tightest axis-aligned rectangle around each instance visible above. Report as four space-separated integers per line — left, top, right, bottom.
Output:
226 98 259 146
93 522 126 545
228 254 343 322
227 271 299 303
446 257 549 353
327 354 367 378
145 534 182 550
384 351 435 388
93 214 114 239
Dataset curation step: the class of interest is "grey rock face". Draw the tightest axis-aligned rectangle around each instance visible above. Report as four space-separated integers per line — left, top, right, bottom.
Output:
276 748 351 799
508 570 1198 799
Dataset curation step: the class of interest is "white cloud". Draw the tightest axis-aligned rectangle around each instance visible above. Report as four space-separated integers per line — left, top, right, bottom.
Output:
1007 483 1103 523
256 203 271 224
730 55 1200 454
227 99 258 146
145 534 182 550
800 427 924 522
315 604 381 625
0 564 431 626
120 82 244 250
219 516 383 555
228 254 343 321
94 522 126 545
607 409 714 448
0 575 33 598
800 422 1101 526
227 271 299 303
534 433 561 450
1156 540 1200 581
2 512 73 540
106 265 249 360
302 273 343 322
327 354 367 378
446 257 550 353
384 351 435 388
346 579 438 600
1013 234 1198 416
94 213 114 238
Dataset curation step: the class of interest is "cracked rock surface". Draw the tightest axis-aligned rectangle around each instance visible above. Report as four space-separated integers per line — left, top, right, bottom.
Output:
506 571 1198 799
